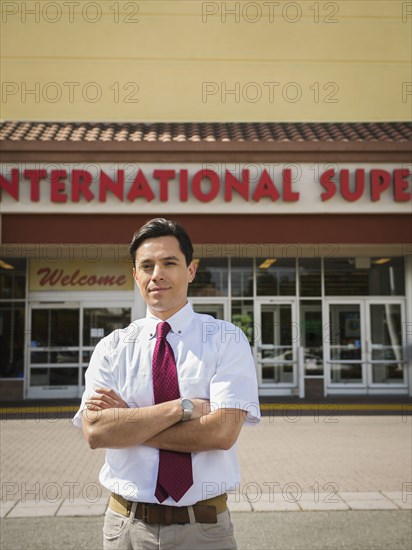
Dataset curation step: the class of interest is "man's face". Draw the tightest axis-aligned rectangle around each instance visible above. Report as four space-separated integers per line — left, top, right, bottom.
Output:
133 236 196 320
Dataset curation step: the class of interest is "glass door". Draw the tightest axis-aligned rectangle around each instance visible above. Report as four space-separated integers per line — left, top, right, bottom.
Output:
326 300 407 390
326 302 365 386
255 300 297 390
28 304 81 398
367 302 407 387
28 302 132 398
80 304 133 392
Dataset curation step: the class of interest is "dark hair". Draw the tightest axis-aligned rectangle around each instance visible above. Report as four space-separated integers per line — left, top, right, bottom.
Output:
129 218 194 266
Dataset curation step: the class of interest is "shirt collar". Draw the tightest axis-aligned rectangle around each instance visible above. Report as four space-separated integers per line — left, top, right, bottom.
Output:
145 302 195 338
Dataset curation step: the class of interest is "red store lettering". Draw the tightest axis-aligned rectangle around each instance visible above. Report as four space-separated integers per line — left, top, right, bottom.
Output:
320 168 411 202
37 268 126 287
0 168 301 203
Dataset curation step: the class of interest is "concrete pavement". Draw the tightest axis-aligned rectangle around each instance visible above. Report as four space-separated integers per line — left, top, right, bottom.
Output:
1 414 411 515
1 408 412 549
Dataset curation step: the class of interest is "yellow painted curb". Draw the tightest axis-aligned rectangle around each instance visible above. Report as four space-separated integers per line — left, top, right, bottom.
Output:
260 403 411 411
0 404 411 414
0 406 78 414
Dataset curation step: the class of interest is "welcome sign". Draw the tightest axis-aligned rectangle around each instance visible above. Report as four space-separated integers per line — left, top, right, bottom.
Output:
29 260 134 291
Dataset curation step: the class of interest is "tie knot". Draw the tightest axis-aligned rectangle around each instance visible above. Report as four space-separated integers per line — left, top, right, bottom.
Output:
156 321 171 339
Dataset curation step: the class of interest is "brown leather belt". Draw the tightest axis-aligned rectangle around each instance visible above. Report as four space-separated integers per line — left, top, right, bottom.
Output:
109 492 228 525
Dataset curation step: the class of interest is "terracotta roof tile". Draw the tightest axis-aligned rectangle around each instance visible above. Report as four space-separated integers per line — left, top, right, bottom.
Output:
0 121 411 143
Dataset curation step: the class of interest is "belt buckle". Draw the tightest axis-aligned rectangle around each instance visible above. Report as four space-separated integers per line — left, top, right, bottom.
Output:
126 500 133 517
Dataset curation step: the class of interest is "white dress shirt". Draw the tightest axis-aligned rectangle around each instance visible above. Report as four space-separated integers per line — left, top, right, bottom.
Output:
73 302 260 506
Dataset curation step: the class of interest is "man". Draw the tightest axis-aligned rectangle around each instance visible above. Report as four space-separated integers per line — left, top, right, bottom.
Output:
73 218 260 550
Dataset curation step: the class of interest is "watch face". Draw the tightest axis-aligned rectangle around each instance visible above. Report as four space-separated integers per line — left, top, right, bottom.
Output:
181 398 193 411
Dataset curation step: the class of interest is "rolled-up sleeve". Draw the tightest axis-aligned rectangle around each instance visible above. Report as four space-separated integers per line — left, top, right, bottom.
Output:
209 323 260 424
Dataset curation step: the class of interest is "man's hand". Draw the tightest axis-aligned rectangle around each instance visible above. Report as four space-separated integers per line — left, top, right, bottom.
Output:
85 388 128 411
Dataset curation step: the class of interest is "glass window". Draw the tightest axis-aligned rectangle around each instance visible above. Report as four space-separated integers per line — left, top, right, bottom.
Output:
231 259 253 297
324 257 405 296
0 302 25 378
300 300 323 375
191 303 224 319
31 309 79 348
260 304 292 346
30 367 79 386
372 364 404 384
370 304 402 361
231 300 254 345
299 259 321 297
0 259 26 299
330 364 362 383
189 258 228 297
30 351 79 364
329 304 361 361
325 259 368 296
256 258 295 296
369 258 405 295
328 303 363 382
83 308 131 347
257 303 294 384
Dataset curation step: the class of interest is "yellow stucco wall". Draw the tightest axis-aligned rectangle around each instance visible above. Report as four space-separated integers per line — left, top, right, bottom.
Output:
1 0 411 121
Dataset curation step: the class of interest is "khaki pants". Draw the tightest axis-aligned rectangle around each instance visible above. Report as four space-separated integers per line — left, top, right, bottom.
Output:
103 507 237 550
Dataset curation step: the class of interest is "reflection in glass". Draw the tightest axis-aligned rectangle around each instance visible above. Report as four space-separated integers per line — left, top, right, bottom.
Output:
330 346 361 361
299 259 321 297
256 258 295 296
83 308 131 346
31 309 79 347
0 259 26 299
262 363 293 383
329 304 361 347
0 303 25 378
258 304 294 384
82 350 93 363
330 363 362 383
30 351 79 364
231 300 254 345
261 304 292 346
370 304 402 361
329 304 362 383
191 303 224 320
30 367 79 386
231 259 253 297
372 363 404 384
324 257 404 296
300 301 323 375
29 306 133 389
189 258 228 297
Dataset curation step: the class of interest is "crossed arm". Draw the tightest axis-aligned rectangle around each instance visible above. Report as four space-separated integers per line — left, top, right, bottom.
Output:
81 388 246 452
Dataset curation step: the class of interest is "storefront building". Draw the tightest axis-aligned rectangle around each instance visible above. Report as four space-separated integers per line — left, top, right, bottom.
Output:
1 121 411 401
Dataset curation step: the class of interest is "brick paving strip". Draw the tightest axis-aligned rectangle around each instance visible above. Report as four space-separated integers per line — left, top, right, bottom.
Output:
1 416 411 518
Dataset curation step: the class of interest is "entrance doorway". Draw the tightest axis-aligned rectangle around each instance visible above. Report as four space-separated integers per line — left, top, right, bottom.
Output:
27 302 132 398
255 300 298 395
325 300 407 392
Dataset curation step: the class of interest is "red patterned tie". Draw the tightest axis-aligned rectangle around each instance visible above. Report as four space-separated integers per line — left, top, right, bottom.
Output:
152 321 193 503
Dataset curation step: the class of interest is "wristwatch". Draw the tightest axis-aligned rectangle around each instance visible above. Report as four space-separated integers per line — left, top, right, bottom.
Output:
180 398 194 422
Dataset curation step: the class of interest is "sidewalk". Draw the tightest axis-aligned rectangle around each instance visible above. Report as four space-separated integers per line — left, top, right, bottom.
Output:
1 414 411 518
